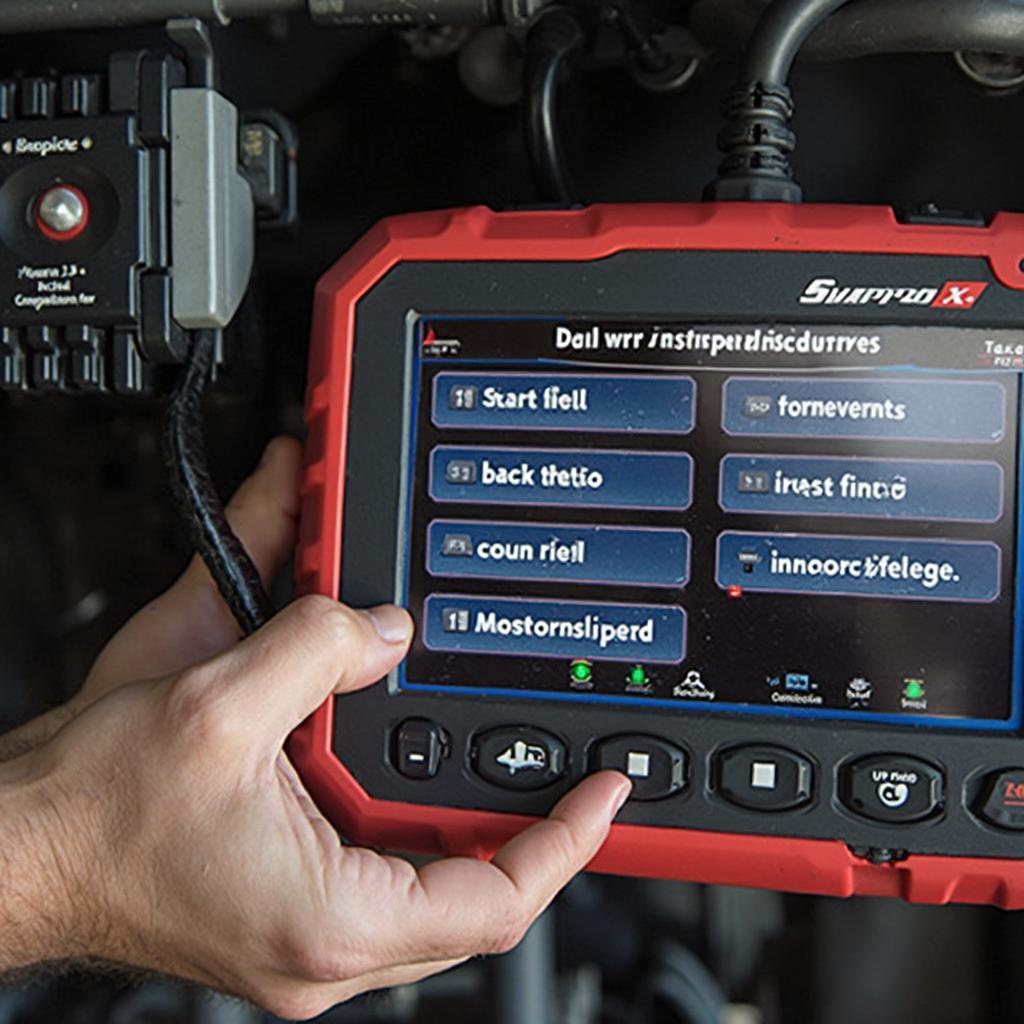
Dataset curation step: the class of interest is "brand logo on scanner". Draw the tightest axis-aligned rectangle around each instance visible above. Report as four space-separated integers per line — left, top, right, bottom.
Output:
422 325 461 356
1 135 94 158
798 276 987 310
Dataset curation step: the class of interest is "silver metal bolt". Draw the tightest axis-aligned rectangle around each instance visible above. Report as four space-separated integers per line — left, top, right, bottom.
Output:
37 186 86 236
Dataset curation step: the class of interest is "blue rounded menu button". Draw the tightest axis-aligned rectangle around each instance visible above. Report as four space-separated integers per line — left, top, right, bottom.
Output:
722 376 1006 443
425 595 686 664
427 520 690 588
433 372 696 434
430 446 693 511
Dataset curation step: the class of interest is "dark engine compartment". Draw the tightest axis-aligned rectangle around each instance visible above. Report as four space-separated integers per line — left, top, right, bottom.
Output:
4 5 1024 1021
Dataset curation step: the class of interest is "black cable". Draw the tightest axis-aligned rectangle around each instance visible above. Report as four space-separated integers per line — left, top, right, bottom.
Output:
163 329 274 637
705 0 856 202
523 7 585 206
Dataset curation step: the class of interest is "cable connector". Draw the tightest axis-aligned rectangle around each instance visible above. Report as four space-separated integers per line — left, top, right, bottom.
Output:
705 80 801 202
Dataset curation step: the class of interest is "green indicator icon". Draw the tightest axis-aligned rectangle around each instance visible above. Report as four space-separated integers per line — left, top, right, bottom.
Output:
903 678 926 701
570 659 593 685
628 664 649 687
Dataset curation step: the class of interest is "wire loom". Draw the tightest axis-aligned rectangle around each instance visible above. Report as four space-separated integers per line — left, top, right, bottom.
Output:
163 328 274 636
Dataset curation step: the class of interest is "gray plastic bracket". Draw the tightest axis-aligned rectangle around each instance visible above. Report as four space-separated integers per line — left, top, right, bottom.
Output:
170 87 255 330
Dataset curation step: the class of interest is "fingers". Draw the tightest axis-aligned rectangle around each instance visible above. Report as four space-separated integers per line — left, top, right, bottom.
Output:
355 771 630 966
83 438 303 695
194 595 413 744
184 435 303 595
167 435 304 639
488 770 631 908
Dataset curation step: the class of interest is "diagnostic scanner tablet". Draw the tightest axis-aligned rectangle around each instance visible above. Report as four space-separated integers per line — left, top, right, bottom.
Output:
292 202 1024 907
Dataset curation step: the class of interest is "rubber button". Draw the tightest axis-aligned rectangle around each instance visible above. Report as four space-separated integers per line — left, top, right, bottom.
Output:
978 769 1024 830
841 754 944 823
591 735 686 801
716 745 813 811
393 719 447 780
473 726 566 791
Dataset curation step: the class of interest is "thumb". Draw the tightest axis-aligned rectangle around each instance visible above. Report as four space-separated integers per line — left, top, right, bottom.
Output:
201 595 413 745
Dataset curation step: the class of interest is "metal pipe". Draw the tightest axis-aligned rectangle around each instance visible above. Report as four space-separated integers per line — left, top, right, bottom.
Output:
0 0 543 32
310 0 494 25
693 0 1024 62
0 0 304 33
308 0 543 27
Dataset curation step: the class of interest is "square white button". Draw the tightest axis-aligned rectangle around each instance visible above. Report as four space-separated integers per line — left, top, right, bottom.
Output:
750 761 777 790
626 751 651 778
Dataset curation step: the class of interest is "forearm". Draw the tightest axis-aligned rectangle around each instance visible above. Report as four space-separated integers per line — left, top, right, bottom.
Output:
0 754 87 971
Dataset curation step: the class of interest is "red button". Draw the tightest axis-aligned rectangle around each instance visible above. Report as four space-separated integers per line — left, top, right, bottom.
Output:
35 184 89 241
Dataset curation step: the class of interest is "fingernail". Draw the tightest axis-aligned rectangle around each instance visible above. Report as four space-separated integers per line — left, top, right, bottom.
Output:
366 604 412 644
612 779 632 815
258 439 276 466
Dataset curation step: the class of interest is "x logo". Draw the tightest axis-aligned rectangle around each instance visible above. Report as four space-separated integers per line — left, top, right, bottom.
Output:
931 281 988 308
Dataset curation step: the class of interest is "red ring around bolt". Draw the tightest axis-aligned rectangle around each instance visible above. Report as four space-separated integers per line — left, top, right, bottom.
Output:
34 184 90 242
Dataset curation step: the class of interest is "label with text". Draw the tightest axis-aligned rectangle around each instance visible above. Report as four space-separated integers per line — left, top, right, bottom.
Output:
722 377 1006 442
427 520 690 587
424 595 686 662
716 531 1001 602
720 455 1003 522
429 446 693 509
432 372 696 433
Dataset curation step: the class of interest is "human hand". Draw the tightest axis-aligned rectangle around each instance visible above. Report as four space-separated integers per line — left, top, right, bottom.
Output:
0 438 303 762
82 435 304 704
5 596 630 1019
